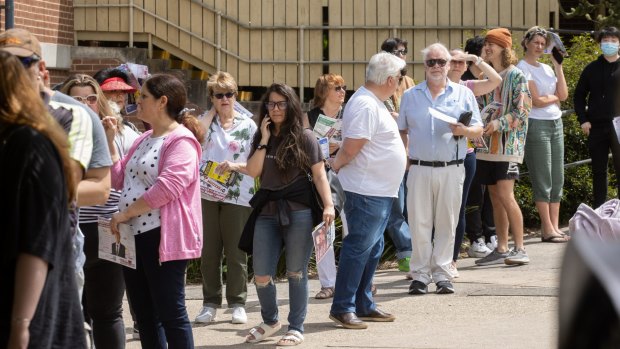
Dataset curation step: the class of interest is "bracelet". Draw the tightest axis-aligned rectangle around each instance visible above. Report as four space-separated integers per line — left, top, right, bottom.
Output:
474 56 483 66
256 144 269 150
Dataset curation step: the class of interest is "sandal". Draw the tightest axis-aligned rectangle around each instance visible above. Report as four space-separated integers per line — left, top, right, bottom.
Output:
245 322 281 343
541 234 569 243
276 330 304 346
315 287 334 299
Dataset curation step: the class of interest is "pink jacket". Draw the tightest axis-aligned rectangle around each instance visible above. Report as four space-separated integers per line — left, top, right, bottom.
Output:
112 126 203 262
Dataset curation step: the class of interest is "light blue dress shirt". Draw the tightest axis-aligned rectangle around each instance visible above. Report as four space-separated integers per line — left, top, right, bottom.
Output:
398 79 482 162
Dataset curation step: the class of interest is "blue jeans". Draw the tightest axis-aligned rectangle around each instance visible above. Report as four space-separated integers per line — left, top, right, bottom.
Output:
253 209 314 333
385 176 412 260
331 191 392 315
453 151 476 261
123 228 193 349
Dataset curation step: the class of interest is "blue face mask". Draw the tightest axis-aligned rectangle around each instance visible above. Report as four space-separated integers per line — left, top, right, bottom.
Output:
601 42 619 56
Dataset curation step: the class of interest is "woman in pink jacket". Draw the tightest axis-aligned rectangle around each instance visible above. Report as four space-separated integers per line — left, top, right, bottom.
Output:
105 74 205 349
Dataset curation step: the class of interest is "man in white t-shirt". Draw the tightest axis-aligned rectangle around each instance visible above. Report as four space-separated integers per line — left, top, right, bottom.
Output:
327 52 406 330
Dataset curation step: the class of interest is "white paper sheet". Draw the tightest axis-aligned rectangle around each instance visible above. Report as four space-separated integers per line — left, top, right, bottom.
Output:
98 217 137 269
429 108 457 125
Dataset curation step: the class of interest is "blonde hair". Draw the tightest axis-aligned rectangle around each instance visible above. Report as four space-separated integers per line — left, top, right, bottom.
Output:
207 71 238 97
312 73 345 108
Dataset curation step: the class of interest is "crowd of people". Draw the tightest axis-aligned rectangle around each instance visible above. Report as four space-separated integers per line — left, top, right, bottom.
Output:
0 23 619 348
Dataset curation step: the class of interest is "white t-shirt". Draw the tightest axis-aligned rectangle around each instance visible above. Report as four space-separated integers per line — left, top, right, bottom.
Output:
337 86 407 198
119 135 165 235
516 60 562 120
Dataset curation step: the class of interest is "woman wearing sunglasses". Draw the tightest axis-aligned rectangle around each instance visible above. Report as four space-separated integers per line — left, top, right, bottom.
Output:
193 71 257 325
474 28 532 267
517 26 569 243
60 73 140 349
303 73 348 300
241 83 335 346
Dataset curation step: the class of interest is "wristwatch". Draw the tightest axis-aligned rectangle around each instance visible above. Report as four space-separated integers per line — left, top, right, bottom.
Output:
256 144 269 150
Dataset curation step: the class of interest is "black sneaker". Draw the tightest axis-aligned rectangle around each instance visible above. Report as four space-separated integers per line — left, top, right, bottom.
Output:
436 281 455 294
408 280 428 295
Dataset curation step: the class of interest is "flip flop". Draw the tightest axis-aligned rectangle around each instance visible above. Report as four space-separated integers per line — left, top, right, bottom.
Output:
541 234 569 243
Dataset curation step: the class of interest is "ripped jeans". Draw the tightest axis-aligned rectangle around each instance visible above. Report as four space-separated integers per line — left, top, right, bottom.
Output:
253 209 314 333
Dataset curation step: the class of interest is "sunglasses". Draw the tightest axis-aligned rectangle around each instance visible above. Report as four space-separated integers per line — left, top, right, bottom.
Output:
19 55 40 68
265 101 288 110
425 59 448 67
213 92 235 100
72 94 98 104
392 49 407 56
334 85 347 92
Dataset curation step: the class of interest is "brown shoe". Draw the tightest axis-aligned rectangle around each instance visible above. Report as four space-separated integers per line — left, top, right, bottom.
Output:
329 312 368 329
358 308 396 322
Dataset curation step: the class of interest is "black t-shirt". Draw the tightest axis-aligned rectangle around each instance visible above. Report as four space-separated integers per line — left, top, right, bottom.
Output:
259 129 322 214
0 125 86 349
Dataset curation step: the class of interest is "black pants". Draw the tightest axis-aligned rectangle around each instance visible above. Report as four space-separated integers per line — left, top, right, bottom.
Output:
465 159 496 243
588 126 620 208
80 222 127 349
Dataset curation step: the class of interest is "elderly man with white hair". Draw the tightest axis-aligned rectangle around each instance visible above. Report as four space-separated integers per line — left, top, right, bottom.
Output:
327 52 407 329
399 43 483 295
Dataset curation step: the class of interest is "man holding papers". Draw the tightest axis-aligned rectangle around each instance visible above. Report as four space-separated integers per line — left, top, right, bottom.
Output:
398 43 483 295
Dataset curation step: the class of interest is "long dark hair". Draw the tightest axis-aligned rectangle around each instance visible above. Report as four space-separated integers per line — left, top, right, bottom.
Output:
143 74 205 143
252 83 311 171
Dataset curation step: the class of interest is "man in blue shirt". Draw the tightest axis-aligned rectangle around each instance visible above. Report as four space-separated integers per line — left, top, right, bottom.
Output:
398 43 483 295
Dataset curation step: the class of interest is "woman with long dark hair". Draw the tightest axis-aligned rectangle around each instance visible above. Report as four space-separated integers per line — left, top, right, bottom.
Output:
105 74 204 348
241 83 335 346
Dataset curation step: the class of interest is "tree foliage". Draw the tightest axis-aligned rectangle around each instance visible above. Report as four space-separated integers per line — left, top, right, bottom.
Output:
560 0 620 29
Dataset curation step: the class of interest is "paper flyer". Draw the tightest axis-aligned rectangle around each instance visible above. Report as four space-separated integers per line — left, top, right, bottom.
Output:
613 116 620 145
312 221 336 263
318 137 329 159
98 217 136 269
544 32 567 55
313 114 343 145
199 160 239 201
429 108 457 125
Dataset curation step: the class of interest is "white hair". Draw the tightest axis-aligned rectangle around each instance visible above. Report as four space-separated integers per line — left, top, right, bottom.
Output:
366 52 406 85
421 42 452 61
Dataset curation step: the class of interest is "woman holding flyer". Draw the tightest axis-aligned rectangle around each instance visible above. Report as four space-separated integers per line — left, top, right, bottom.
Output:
105 74 204 349
304 74 347 300
60 74 140 348
241 83 334 346
193 72 257 325
517 26 569 243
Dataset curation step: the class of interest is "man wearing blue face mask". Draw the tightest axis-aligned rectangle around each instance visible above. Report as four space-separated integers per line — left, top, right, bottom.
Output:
574 26 620 208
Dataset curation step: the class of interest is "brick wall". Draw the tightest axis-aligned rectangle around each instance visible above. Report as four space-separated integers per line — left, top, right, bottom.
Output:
1 1 74 45
71 58 124 78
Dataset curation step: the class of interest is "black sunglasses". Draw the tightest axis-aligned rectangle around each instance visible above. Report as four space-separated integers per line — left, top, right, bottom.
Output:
19 55 40 68
213 92 235 99
392 49 407 56
425 59 448 67
334 85 347 92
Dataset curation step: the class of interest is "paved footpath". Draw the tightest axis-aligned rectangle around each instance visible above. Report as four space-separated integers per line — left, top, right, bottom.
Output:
124 235 566 348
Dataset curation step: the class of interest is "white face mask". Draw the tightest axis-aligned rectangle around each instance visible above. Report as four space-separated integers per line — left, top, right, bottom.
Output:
601 42 619 56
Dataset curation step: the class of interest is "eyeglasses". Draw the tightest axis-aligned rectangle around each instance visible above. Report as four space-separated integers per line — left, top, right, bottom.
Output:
392 49 407 56
425 59 448 67
525 28 548 40
72 94 98 104
265 101 288 110
213 92 235 99
19 55 40 68
450 60 466 65
334 85 347 92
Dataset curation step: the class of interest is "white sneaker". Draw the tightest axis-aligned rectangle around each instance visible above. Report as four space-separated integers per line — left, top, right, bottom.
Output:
448 261 459 278
195 306 217 323
468 238 493 258
486 235 498 251
231 306 247 324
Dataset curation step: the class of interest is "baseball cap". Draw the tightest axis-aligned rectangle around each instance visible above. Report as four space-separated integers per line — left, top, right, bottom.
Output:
0 28 42 58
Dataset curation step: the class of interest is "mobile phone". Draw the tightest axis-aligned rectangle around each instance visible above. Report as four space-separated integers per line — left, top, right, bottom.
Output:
125 104 138 115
